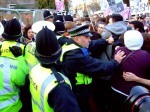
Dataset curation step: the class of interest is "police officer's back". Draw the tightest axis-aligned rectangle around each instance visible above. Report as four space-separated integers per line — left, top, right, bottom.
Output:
0 18 29 112
29 27 80 112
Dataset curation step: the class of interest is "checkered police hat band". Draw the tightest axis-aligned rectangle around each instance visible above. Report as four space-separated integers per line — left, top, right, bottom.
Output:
71 29 90 37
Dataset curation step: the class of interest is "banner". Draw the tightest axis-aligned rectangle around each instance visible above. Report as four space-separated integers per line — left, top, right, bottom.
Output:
130 0 150 15
104 5 130 19
55 0 65 11
107 0 124 13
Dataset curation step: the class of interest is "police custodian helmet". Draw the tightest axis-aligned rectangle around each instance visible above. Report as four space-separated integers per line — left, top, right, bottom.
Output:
35 27 62 64
2 18 22 40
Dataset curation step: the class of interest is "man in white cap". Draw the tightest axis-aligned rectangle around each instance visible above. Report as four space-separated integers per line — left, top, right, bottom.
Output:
111 30 150 112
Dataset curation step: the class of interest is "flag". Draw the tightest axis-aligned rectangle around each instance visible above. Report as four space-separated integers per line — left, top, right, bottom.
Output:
55 0 65 11
120 7 130 20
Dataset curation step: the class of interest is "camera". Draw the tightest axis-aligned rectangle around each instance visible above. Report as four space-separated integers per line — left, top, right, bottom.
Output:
126 86 150 112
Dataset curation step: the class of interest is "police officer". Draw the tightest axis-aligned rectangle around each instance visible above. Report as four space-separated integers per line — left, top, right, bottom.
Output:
0 18 29 112
29 27 81 112
60 24 126 112
43 10 54 22
24 20 55 70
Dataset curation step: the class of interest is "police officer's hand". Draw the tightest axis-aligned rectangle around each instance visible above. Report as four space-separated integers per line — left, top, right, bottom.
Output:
9 46 22 57
114 50 126 64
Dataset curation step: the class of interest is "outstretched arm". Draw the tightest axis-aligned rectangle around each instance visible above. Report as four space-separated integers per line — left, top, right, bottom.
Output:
123 72 150 87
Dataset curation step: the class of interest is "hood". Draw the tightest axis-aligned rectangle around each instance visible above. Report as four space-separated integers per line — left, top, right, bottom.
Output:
105 21 127 35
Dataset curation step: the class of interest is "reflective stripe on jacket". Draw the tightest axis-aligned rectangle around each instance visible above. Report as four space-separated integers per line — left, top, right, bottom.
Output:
30 64 71 112
0 57 28 112
0 41 29 112
60 44 92 85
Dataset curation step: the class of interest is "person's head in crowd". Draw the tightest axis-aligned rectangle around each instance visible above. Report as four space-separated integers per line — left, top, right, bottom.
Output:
80 17 85 24
53 12 57 16
35 27 62 65
109 14 123 23
53 15 64 22
92 14 100 24
76 14 80 19
43 10 54 22
90 23 102 40
141 33 150 53
64 21 76 37
68 24 92 48
97 22 107 34
139 15 146 23
124 30 144 51
57 11 62 15
73 14 77 19
64 15 73 22
85 15 89 18
21 22 26 34
98 17 106 23
1 19 7 27
2 18 22 40
130 15 137 21
53 21 65 37
93 14 99 20
24 24 34 41
62 10 67 16
129 21 145 33
75 20 82 26
84 17 91 24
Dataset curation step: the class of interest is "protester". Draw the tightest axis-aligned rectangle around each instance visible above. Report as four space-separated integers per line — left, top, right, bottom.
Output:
111 30 150 112
53 21 69 46
43 10 54 22
123 72 150 87
101 14 127 40
97 22 107 35
64 21 76 38
128 20 145 33
19 24 35 44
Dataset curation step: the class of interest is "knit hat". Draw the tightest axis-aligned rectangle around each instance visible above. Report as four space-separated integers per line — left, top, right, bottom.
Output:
2 18 22 40
0 22 4 35
35 27 62 64
43 10 53 20
124 30 143 50
53 21 65 34
32 21 55 34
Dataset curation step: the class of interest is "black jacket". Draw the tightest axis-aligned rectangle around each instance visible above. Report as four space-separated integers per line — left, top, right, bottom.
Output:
62 39 120 85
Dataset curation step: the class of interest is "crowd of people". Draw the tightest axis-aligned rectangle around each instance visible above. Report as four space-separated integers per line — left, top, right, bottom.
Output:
0 10 150 112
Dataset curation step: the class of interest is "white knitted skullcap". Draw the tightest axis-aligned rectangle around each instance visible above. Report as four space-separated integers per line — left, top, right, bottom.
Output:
124 30 143 50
